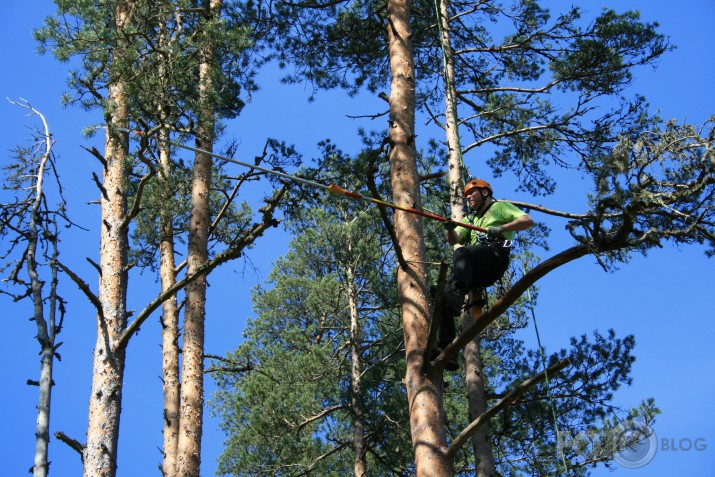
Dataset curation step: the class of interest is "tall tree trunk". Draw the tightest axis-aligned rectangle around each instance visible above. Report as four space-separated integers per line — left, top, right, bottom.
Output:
83 4 131 472
463 307 496 476
386 0 452 474
24 105 56 477
346 263 367 476
176 110 211 477
438 0 497 471
159 126 181 476
152 8 181 474
438 0 465 214
32 258 56 477
176 2 221 475
84 122 129 477
33 326 55 477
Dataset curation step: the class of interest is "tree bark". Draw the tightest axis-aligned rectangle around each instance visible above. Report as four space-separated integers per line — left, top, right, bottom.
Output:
153 8 182 472
19 103 57 477
176 141 209 476
83 4 131 474
159 126 181 476
346 263 367 477
83 126 129 477
176 116 210 477
463 304 496 476
438 0 465 214
33 341 55 477
387 0 452 474
176 2 221 475
437 0 497 470
29 171 52 477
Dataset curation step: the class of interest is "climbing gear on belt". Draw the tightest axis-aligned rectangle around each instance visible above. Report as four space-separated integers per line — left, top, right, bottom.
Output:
476 233 513 249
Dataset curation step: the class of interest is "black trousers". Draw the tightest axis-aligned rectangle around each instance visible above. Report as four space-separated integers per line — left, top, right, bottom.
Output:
437 243 510 348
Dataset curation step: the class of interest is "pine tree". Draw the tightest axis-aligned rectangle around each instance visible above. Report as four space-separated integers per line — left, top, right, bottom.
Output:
212 146 415 475
208 135 709 476
249 0 661 464
34 1 286 475
216 1 714 474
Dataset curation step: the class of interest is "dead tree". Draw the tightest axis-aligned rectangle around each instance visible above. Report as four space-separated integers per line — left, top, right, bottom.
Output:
1 99 69 477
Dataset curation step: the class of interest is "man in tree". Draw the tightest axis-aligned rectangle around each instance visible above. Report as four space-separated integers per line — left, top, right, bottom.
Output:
438 178 534 368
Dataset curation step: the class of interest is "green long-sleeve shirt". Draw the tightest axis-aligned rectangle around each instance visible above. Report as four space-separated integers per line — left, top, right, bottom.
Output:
454 201 527 245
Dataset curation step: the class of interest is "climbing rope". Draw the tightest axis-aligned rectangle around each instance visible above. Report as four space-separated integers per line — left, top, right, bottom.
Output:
525 281 570 473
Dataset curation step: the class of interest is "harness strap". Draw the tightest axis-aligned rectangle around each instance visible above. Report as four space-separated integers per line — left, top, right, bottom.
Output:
465 288 488 311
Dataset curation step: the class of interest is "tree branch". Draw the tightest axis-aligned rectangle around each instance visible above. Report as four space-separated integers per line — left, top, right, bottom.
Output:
115 185 288 351
508 200 594 220
122 135 157 229
447 358 571 457
431 244 591 370
54 259 103 317
203 353 253 374
80 145 107 168
284 403 349 434
55 431 85 461
365 146 408 269
423 261 449 369
293 440 352 477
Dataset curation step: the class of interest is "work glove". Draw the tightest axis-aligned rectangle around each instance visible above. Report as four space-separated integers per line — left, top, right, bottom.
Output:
443 219 459 231
487 225 504 237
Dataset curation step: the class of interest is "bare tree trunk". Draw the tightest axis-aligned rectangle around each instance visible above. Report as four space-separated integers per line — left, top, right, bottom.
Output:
386 0 452 474
83 5 131 471
176 118 211 475
176 114 210 477
150 8 182 473
463 304 496 476
346 263 367 477
25 106 56 477
34 339 55 477
82 6 132 475
438 0 465 215
438 0 497 470
84 128 129 477
176 2 221 475
159 126 181 476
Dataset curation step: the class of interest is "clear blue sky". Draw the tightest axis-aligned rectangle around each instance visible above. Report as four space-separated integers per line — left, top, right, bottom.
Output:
1 1 713 476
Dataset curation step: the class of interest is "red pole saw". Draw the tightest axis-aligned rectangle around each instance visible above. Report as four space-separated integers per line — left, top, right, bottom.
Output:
126 130 489 234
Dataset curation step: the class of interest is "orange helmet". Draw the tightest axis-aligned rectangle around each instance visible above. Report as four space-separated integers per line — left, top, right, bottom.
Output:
463 178 492 197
